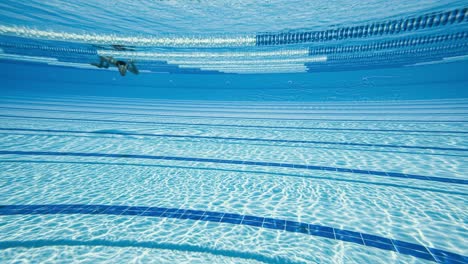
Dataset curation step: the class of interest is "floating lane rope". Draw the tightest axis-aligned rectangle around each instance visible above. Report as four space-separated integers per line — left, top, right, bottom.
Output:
309 32 468 55
97 49 310 59
0 8 466 48
0 25 256 48
256 7 468 45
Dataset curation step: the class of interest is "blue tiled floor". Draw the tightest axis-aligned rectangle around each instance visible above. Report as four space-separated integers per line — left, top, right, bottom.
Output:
1 204 466 263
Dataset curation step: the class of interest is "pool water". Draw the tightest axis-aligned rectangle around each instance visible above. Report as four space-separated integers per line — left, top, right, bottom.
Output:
0 1 467 263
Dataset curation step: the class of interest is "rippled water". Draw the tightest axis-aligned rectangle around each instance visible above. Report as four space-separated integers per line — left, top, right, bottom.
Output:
0 95 467 263
1 0 467 73
0 0 464 34
0 0 467 263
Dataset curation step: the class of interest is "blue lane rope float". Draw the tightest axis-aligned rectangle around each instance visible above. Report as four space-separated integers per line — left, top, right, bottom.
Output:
309 32 468 55
0 41 97 55
256 8 468 46
0 127 466 152
1 114 467 133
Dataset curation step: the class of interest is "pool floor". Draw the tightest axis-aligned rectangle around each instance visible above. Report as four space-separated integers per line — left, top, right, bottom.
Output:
0 95 467 263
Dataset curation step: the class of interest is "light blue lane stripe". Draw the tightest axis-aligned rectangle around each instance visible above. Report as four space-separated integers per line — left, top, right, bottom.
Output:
2 105 467 117
0 240 301 264
1 204 466 263
3 100 468 114
0 150 465 185
0 128 465 152
0 115 466 135
4 95 467 111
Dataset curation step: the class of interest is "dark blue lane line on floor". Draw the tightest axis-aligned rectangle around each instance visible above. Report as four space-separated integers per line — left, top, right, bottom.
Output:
0 115 466 135
0 205 465 263
3 159 466 196
1 128 466 152
4 133 464 159
0 150 465 185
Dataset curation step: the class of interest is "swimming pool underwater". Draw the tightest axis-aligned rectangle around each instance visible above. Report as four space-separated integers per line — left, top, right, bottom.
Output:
0 1 468 263
0 95 466 263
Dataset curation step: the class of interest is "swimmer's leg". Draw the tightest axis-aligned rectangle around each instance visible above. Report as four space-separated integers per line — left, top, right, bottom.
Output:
127 60 139 75
117 64 127 76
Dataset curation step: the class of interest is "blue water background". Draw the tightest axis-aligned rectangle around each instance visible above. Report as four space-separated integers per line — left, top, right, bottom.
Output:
2 60 467 101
